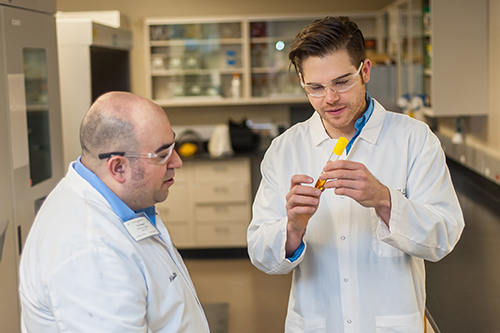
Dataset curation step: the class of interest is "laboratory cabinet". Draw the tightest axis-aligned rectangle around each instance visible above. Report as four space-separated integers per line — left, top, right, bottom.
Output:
384 0 488 117
0 0 55 14
156 158 251 248
145 14 383 107
0 0 64 332
422 0 488 117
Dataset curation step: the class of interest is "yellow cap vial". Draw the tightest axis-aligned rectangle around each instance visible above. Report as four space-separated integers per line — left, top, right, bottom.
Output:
315 137 349 191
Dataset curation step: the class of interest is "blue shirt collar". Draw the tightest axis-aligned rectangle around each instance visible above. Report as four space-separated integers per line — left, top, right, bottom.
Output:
73 158 156 226
346 91 374 154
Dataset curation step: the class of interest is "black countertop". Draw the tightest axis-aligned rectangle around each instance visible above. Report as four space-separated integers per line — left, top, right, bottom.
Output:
426 158 500 332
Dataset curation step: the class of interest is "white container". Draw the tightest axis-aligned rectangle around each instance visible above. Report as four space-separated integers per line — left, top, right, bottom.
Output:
230 73 240 98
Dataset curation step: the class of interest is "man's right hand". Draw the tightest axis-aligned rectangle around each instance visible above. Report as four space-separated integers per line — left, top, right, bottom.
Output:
285 175 322 257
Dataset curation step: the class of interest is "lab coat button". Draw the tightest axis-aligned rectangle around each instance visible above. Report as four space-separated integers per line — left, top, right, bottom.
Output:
347 319 352 324
340 236 346 240
344 278 348 282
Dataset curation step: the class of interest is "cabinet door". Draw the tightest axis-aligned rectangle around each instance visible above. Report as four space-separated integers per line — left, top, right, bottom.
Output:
1 5 64 258
0 220 19 333
0 0 55 14
147 20 246 103
429 0 487 116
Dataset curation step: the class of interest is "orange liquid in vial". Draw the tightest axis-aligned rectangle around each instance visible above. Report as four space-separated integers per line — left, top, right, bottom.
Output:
315 179 326 191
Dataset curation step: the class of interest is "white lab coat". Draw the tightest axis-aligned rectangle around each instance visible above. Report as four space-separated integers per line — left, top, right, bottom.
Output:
248 100 464 332
19 164 209 333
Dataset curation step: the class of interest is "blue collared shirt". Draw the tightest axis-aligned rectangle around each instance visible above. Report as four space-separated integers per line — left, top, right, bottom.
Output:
74 158 157 226
287 92 374 262
346 92 374 154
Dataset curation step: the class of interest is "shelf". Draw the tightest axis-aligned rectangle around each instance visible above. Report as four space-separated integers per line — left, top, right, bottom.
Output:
145 14 382 107
251 67 290 74
151 38 243 47
26 104 49 112
154 95 308 108
152 68 244 76
250 37 296 43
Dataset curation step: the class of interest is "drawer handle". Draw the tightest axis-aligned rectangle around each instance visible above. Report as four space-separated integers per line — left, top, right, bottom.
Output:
213 165 228 172
213 186 229 193
215 206 230 212
215 226 230 233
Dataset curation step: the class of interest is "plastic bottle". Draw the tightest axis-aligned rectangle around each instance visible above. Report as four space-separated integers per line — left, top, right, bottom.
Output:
315 137 349 191
231 73 241 98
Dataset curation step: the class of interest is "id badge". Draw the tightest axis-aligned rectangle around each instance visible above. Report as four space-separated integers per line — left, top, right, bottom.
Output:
123 212 160 242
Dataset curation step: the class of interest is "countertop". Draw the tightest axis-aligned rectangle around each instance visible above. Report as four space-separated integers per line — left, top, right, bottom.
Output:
426 158 500 332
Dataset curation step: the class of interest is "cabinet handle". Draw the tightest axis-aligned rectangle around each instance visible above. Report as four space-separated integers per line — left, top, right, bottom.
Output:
213 165 228 172
215 226 230 233
215 206 230 213
17 225 22 255
213 186 229 193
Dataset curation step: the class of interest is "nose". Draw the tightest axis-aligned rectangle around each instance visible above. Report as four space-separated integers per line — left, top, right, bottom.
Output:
167 149 183 169
324 85 340 103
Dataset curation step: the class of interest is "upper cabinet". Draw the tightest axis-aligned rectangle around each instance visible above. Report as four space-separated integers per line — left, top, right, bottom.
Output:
146 18 246 106
385 0 488 117
424 0 488 117
145 14 383 107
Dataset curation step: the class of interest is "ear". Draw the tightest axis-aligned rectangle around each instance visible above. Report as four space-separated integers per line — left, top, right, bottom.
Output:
362 58 372 84
106 156 128 183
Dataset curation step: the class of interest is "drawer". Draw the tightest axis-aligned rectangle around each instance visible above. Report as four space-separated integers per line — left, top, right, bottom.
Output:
194 203 250 222
173 166 188 181
156 182 189 222
193 181 248 204
165 224 191 247
193 159 249 181
195 224 247 246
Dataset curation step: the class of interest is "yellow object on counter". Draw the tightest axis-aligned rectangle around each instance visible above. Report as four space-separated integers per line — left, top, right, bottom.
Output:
178 142 198 157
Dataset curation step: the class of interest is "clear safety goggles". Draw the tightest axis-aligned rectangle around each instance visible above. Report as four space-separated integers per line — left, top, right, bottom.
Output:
301 61 364 97
98 142 175 165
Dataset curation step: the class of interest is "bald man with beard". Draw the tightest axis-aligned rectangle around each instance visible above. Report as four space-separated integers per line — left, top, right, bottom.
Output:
19 92 209 333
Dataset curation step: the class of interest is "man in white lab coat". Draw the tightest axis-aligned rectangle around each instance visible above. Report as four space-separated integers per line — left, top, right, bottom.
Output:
19 92 209 332
247 16 464 332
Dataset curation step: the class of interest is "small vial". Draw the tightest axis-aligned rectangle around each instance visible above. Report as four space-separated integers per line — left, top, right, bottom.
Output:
315 137 349 191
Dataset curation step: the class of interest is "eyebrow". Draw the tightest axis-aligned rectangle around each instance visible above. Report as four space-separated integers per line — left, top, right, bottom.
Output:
306 71 352 86
154 133 176 153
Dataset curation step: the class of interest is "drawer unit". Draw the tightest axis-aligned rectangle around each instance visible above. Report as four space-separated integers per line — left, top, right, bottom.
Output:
193 181 248 203
193 159 248 180
158 157 251 248
156 168 189 222
165 224 190 245
195 224 248 246
194 203 249 223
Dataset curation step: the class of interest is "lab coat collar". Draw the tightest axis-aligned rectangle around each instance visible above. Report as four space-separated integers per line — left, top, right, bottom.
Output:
357 99 386 146
309 98 386 148
310 112 330 147
309 93 380 147
72 159 156 225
